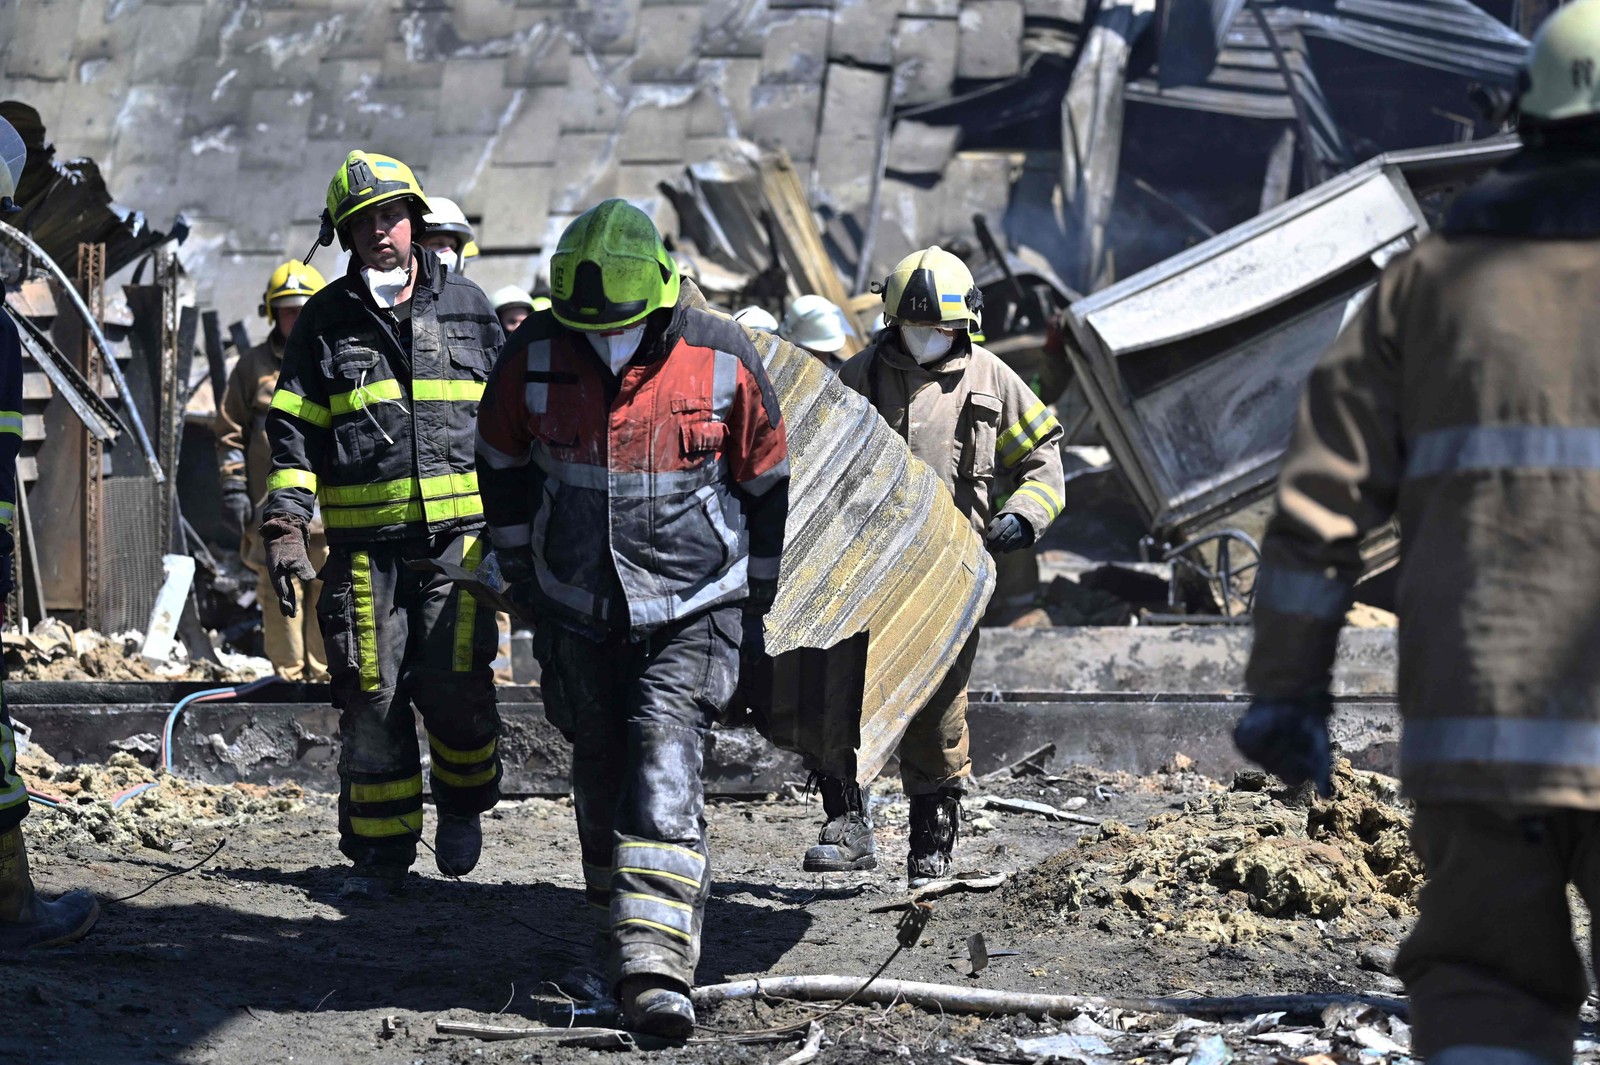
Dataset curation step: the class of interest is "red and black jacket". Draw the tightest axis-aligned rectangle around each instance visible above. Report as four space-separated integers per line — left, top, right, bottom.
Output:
476 298 789 636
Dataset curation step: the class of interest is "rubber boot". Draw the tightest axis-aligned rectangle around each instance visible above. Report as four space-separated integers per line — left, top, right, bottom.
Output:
907 790 961 888
0 827 99 949
434 811 482 877
802 776 877 873
339 862 409 900
619 975 695 1041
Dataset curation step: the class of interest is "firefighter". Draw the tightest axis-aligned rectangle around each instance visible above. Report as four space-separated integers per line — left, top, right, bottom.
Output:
217 261 329 680
490 285 540 335
830 246 1065 885
0 115 98 948
421 197 476 276
476 199 789 1038
261 151 505 899
1236 6 1600 1062
777 294 850 368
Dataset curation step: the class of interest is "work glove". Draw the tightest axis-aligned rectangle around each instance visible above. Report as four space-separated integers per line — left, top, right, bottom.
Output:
494 545 537 611
984 513 1034 554
260 514 318 618
1233 695 1334 798
220 479 253 539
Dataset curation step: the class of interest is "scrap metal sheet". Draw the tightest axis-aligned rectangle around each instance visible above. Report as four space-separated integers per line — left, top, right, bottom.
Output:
747 326 995 784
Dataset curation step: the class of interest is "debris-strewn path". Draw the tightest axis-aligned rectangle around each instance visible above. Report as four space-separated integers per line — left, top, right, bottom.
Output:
1 757 1511 1065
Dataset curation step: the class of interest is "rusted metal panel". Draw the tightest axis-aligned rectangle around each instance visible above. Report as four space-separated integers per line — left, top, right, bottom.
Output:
746 326 995 784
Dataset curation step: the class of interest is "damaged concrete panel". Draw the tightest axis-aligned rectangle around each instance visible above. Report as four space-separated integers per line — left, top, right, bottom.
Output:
761 10 833 84
480 162 557 246
240 89 317 174
697 0 770 58
958 0 1025 80
933 153 1014 239
6 0 81 81
904 0 962 15
491 85 567 165
830 0 900 66
689 58 762 137
632 4 706 81
379 41 449 90
107 86 191 169
894 16 960 105
560 52 630 132
548 131 621 211
437 59 519 135
574 0 643 55
415 133 496 207
462 253 544 298
130 4 208 85
886 120 962 175
501 24 574 85
618 93 696 163
814 66 890 213
748 81 823 162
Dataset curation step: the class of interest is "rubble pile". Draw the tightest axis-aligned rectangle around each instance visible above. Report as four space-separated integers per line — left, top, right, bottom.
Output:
3 618 271 683
1004 761 1420 945
17 743 304 852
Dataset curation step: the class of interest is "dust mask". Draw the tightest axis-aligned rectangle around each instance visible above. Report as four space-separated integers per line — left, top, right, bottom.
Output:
586 323 647 375
902 325 954 364
435 248 460 274
362 265 410 309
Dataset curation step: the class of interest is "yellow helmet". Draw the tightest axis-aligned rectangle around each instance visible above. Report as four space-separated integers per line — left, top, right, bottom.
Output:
877 246 982 330
1520 0 1600 123
260 260 327 319
324 150 429 240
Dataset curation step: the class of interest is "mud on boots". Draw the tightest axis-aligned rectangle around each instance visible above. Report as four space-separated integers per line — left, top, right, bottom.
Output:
261 150 507 900
0 828 98 949
802 775 877 872
907 789 961 888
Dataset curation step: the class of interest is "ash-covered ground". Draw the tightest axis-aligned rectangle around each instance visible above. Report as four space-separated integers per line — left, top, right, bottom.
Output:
5 750 1572 1064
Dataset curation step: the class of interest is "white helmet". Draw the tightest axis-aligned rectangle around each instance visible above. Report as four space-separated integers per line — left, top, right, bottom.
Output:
733 306 779 332
491 285 536 313
778 295 851 354
0 117 25 212
1521 0 1600 123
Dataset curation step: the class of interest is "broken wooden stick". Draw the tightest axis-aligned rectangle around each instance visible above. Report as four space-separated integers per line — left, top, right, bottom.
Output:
433 1021 635 1048
980 743 1056 781
690 976 1406 1021
868 871 1008 913
969 795 1101 826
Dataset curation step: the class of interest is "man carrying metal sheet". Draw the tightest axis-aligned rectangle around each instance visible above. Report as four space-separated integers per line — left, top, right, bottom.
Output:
832 246 1066 885
0 115 98 948
217 260 330 681
476 199 789 1039
1236 6 1600 1063
261 151 505 899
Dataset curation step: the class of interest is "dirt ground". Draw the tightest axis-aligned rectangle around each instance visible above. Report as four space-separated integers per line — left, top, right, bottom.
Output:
3 754 1592 1064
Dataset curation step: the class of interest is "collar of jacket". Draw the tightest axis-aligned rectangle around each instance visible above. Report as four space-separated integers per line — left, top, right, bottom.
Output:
1444 149 1600 238
875 330 973 376
339 244 443 314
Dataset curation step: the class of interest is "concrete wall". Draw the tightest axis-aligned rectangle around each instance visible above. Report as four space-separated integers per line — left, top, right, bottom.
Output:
0 0 1037 339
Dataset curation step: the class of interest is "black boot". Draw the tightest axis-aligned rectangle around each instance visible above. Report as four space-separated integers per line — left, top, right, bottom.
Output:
907 790 961 888
619 975 696 1041
434 811 482 877
802 775 877 872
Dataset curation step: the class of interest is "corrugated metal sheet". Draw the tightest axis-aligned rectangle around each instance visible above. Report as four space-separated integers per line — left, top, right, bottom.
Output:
743 323 995 784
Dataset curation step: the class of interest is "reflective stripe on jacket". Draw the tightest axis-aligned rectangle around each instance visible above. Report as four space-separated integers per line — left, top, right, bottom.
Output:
1246 149 1600 809
475 301 790 636
838 334 1065 539
262 248 503 544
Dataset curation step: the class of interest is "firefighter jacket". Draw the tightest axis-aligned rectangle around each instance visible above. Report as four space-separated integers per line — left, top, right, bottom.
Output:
1245 146 1600 810
0 289 22 597
838 333 1065 540
262 248 503 544
216 334 288 506
475 300 790 637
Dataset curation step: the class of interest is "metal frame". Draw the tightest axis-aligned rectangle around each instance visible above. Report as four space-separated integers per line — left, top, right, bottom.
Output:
77 242 106 630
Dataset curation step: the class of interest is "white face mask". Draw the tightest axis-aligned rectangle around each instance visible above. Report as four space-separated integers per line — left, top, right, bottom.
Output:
362 265 411 309
435 248 460 274
901 325 955 364
586 323 648 375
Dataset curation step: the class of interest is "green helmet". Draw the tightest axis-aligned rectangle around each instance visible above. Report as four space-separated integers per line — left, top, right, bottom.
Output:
549 199 680 331
1520 0 1600 123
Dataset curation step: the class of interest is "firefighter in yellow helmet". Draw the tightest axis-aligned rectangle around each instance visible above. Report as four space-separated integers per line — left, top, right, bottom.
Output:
1236 5 1600 1062
216 261 330 681
261 150 506 899
831 246 1066 885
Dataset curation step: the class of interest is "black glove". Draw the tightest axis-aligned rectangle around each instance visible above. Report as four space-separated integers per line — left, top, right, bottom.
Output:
495 545 535 587
261 514 318 617
984 513 1034 554
746 577 778 616
220 480 254 539
1233 695 1334 798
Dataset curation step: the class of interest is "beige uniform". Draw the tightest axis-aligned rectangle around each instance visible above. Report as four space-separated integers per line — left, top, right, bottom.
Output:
215 336 327 680
840 335 1065 793
1244 150 1600 1062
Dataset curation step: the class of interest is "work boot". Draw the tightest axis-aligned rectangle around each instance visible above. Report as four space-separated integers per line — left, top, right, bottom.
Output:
907 790 961 888
0 827 98 949
434 811 482 877
619 975 695 1041
802 775 877 873
339 862 408 900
